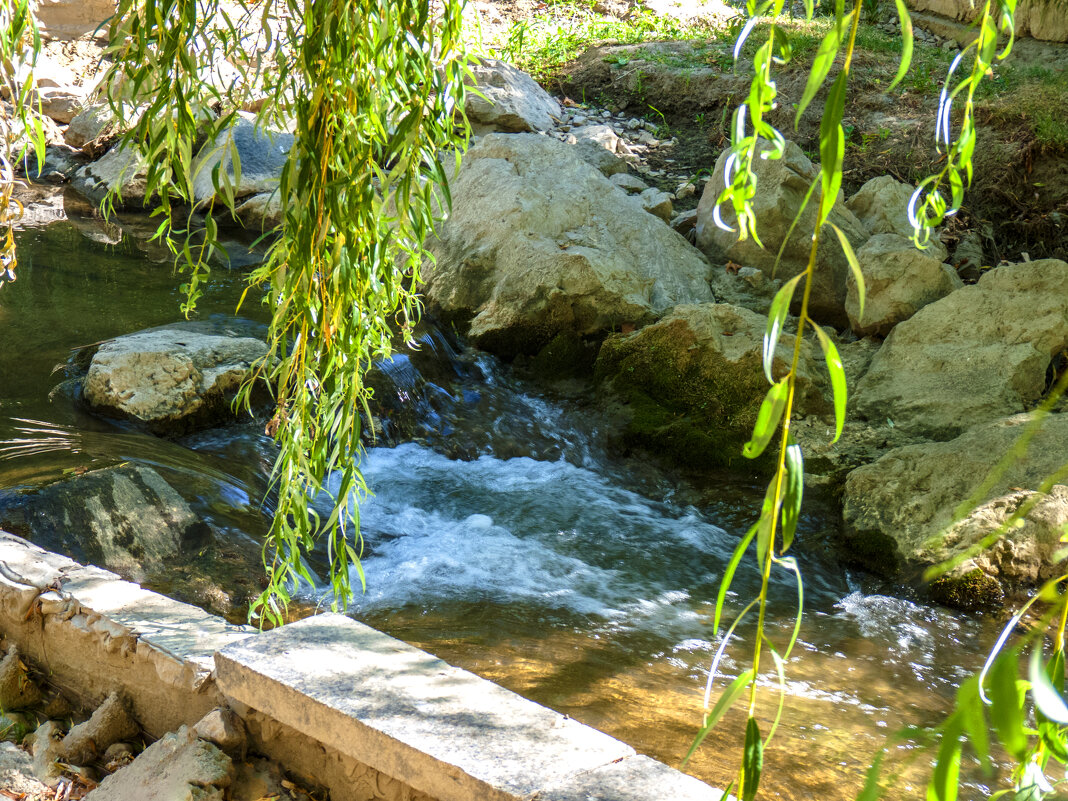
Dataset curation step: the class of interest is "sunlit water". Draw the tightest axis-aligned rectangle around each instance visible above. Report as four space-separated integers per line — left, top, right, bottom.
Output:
1 195 1009 800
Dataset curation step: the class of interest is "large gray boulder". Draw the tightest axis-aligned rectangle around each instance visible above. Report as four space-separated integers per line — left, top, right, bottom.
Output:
84 325 267 434
594 302 827 468
191 116 293 205
855 259 1068 439
465 59 561 133
846 233 962 337
694 140 869 326
0 464 209 584
845 175 949 262
423 133 714 357
841 412 1068 608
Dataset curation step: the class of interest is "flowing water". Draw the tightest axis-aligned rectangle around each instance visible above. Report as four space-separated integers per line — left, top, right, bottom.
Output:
2 194 1009 799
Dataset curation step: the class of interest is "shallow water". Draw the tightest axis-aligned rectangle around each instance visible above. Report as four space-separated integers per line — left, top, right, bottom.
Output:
1 200 1008 799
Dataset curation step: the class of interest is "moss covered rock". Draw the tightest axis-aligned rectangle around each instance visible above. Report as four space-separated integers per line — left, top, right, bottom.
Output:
595 302 828 469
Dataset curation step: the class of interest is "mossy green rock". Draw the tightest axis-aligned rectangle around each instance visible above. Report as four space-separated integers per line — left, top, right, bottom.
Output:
595 303 828 469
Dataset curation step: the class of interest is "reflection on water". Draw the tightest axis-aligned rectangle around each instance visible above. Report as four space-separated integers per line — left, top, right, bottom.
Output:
1 199 1008 800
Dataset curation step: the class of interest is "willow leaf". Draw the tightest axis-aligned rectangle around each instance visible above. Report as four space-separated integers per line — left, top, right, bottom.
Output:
782 438 803 552
812 323 846 442
684 669 756 764
888 0 914 91
795 20 844 126
743 379 789 459
742 716 764 801
830 222 864 318
763 273 803 384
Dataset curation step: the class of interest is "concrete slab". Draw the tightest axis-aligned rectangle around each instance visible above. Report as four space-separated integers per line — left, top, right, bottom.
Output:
535 754 731 801
215 614 636 801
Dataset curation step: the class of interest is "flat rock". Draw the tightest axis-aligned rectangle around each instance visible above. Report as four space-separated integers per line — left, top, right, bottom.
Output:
465 59 561 133
846 233 962 337
33 0 116 39
85 725 233 801
83 324 267 434
71 142 149 207
855 259 1068 438
695 140 868 326
423 133 713 358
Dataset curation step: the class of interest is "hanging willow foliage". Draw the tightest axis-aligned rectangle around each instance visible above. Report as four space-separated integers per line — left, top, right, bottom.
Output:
0 0 45 290
97 0 469 624
694 0 1034 797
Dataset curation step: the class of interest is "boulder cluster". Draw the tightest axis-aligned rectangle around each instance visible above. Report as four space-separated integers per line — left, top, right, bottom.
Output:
20 36 1068 611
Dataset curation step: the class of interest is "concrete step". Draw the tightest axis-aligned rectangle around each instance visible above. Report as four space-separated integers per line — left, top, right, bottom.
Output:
215 613 726 801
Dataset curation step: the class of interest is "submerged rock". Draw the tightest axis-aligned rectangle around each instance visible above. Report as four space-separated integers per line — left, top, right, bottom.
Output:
0 464 211 584
84 325 267 435
423 133 714 358
841 411 1068 607
855 259 1068 439
595 302 827 468
694 139 868 326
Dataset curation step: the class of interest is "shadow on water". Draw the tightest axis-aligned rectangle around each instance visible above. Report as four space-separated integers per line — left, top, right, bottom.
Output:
0 193 1009 799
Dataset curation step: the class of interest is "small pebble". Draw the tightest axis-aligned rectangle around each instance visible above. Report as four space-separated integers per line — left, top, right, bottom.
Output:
627 118 641 130
601 110 612 118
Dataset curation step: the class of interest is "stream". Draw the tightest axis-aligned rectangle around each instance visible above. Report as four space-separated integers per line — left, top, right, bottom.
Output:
1 193 1008 800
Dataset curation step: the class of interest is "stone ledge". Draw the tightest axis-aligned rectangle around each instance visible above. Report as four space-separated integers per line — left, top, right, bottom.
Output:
215 613 725 801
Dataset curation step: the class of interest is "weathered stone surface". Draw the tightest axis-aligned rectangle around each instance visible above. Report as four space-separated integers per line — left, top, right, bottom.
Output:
423 133 714 357
855 259 1068 438
841 412 1068 601
0 741 50 797
62 692 140 766
85 725 233 801
846 233 962 337
71 142 148 207
30 720 65 785
235 191 283 231
845 175 949 262
65 103 122 150
83 325 267 434
0 647 42 712
609 172 649 194
695 140 869 325
31 0 116 40
215 613 636 801
37 85 86 124
192 116 293 205
595 302 826 468
906 0 1068 42
639 187 673 222
0 465 209 583
465 59 561 133
538 754 728 801
193 708 246 757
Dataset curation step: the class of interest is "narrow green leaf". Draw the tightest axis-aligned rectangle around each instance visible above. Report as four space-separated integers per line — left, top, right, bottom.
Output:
743 379 789 459
888 0 914 91
830 223 865 318
781 438 803 552
795 21 844 126
763 274 803 384
818 72 848 222
1030 646 1068 724
684 669 756 764
755 481 778 567
857 750 887 801
713 525 758 635
956 675 991 774
987 650 1028 760
927 713 962 801
812 324 846 443
742 716 764 801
